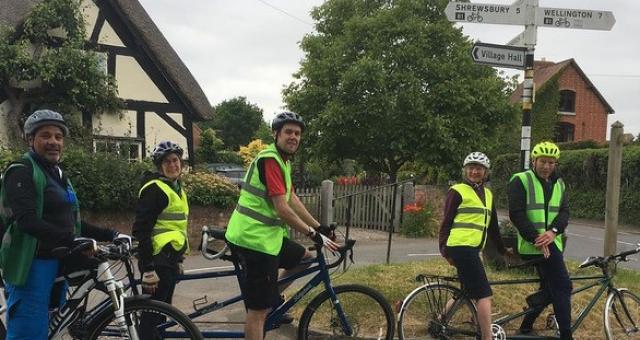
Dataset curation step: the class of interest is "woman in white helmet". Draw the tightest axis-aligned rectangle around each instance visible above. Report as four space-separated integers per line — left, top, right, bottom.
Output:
438 152 510 340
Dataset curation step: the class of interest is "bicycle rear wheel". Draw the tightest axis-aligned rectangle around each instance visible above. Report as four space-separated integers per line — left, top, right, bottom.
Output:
86 297 203 339
605 288 640 340
298 284 395 339
398 284 478 339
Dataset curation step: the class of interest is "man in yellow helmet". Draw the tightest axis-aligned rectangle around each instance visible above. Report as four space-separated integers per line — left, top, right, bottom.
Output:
508 141 572 339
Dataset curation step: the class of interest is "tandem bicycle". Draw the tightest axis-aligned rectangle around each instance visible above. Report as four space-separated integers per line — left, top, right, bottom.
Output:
397 245 640 340
122 225 395 339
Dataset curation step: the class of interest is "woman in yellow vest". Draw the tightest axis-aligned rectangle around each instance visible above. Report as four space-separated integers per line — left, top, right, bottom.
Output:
132 141 189 334
439 152 509 340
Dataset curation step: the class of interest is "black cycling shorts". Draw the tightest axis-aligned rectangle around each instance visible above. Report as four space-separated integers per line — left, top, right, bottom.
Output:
230 238 306 310
447 246 493 299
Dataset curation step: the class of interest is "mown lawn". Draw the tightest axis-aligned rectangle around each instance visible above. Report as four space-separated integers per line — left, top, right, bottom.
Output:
291 258 640 339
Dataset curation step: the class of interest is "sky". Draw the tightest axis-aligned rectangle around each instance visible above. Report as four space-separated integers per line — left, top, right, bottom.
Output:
138 0 639 138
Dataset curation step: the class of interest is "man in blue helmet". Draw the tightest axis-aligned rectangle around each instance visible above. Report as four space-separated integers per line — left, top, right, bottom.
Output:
225 112 339 340
0 109 130 339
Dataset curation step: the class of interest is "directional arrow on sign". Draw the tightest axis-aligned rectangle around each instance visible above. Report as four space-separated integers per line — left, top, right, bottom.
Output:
537 7 615 31
471 42 527 69
444 1 527 26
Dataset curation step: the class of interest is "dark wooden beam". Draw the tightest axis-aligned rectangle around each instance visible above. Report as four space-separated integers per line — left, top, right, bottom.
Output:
89 11 106 44
136 110 146 159
156 111 187 137
124 100 183 113
93 43 136 57
107 52 116 76
184 115 194 166
82 110 93 129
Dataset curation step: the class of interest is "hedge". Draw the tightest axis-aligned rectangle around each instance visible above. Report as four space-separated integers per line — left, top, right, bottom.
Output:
1 147 239 211
491 145 640 224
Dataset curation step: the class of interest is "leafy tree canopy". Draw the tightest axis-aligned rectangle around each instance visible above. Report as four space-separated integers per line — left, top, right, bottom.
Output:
284 0 518 180
0 0 120 146
201 97 265 151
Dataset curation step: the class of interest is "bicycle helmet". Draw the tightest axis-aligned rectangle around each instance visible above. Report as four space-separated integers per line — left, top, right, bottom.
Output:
271 111 305 132
151 141 184 165
23 109 69 137
531 141 560 159
463 152 491 170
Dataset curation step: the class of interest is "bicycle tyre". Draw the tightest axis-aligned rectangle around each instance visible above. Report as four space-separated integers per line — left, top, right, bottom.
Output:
398 283 479 340
604 288 640 340
297 284 395 339
85 297 203 339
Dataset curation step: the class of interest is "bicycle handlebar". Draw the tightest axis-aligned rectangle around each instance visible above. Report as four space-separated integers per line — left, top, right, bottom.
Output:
579 243 640 269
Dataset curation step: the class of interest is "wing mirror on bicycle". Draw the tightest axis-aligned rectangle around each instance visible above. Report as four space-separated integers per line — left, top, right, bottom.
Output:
579 256 599 269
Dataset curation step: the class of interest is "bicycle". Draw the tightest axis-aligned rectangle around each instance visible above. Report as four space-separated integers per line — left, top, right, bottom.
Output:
123 225 396 338
466 12 483 23
0 238 203 339
397 245 640 339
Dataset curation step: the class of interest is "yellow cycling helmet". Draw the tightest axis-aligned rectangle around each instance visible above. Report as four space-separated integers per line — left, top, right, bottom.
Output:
531 141 560 159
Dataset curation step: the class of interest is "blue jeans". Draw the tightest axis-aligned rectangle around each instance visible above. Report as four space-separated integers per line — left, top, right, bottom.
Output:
5 259 59 340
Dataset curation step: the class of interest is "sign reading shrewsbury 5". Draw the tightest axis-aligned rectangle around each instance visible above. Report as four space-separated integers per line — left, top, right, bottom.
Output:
444 2 526 25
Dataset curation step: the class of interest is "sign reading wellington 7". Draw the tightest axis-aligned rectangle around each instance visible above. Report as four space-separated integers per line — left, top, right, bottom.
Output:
537 7 615 31
471 42 527 69
444 2 526 26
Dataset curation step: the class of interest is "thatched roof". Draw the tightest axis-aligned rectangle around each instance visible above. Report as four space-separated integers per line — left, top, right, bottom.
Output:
0 0 213 120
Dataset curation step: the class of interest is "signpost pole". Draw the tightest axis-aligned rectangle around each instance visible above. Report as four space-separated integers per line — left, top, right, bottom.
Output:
520 47 534 170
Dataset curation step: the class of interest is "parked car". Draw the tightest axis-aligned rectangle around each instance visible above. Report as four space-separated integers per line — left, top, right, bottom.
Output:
204 163 246 186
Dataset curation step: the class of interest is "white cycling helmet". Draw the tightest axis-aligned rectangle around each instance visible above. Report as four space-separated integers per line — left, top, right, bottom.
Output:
463 152 490 170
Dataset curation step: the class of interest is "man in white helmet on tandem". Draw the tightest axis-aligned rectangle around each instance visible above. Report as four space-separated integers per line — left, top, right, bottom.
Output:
439 151 510 340
224 111 339 340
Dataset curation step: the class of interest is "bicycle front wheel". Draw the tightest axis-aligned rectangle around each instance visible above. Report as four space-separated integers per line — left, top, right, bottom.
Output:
298 284 395 339
398 284 478 340
605 288 640 340
86 297 203 339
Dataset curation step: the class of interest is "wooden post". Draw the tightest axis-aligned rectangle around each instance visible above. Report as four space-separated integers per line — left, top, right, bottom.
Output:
320 180 334 226
604 121 624 256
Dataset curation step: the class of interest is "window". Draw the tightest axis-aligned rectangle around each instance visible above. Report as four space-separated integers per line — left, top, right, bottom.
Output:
555 122 575 142
559 90 576 113
93 138 142 162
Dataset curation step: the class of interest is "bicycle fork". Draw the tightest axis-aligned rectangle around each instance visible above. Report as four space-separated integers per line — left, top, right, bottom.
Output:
100 262 140 340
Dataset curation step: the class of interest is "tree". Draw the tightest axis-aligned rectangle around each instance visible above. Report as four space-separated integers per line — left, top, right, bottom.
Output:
201 97 264 151
253 120 273 144
0 0 120 146
196 128 225 163
283 0 517 181
238 139 267 167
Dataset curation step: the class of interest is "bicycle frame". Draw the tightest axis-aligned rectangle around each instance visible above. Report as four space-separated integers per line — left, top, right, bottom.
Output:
488 274 611 338
126 242 355 338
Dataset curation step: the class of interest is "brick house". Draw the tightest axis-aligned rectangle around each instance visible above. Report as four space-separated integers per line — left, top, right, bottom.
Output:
510 59 614 143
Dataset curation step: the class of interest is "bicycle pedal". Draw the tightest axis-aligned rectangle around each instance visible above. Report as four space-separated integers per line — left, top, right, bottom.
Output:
193 295 209 312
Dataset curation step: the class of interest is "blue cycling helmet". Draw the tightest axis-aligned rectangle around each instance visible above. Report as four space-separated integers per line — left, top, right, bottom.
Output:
271 111 305 132
151 141 184 165
23 109 69 137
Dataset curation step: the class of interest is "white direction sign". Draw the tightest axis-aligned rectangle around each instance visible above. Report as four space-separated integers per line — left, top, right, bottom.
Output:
471 42 527 69
444 2 526 25
537 7 615 31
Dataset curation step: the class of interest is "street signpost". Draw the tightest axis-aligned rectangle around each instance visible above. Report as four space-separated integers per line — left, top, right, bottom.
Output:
471 42 527 69
445 0 615 171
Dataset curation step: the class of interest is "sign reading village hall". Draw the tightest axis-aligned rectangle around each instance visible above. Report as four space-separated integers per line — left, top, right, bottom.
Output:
444 2 526 26
471 42 527 69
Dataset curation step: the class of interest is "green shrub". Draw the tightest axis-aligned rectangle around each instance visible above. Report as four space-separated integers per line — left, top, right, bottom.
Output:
182 171 239 208
62 147 152 211
0 148 22 170
216 150 244 165
400 203 438 237
558 140 604 150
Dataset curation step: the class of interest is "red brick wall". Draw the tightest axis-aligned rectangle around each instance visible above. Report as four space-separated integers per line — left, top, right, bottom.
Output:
557 65 608 142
